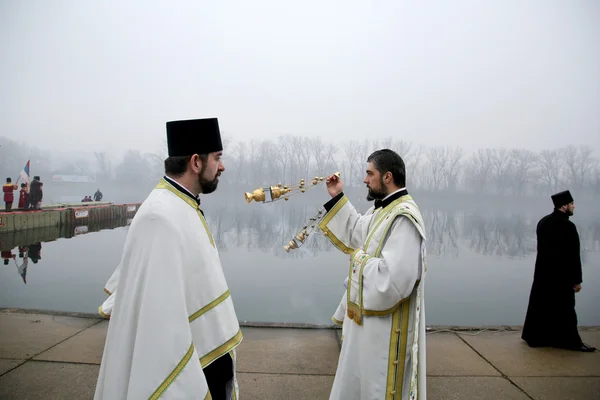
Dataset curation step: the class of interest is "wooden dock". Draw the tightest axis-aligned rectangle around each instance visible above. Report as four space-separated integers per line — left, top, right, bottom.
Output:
0 202 141 233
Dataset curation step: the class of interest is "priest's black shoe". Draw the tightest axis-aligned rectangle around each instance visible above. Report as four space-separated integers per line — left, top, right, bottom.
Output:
577 343 596 352
563 343 597 352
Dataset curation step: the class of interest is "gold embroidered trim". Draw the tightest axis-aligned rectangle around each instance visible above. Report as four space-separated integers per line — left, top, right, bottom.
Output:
318 195 355 254
149 342 195 400
155 179 215 248
356 203 425 318
386 300 411 399
103 288 111 295
200 329 243 368
188 290 230 323
363 196 409 251
155 179 198 209
346 249 372 325
362 284 418 316
346 301 362 325
98 306 110 319
357 253 372 323
346 251 356 322
331 316 343 325
196 210 216 248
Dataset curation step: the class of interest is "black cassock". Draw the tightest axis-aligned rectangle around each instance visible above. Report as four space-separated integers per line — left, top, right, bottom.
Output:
522 209 583 348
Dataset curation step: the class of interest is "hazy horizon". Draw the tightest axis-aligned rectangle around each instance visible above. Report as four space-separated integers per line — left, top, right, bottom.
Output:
1 0 599 155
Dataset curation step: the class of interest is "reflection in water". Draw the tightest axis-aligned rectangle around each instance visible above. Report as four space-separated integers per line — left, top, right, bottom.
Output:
461 214 537 259
205 206 600 259
1 205 598 326
0 217 130 284
3 207 599 273
421 209 460 258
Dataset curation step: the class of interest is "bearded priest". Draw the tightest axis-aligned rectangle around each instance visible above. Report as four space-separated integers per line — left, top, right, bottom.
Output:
321 149 427 400
94 118 242 400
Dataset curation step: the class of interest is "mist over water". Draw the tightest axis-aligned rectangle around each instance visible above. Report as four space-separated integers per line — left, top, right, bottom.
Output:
1 188 598 326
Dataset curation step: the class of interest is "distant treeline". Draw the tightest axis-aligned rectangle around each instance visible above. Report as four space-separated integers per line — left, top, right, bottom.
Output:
1 135 598 197
200 202 600 260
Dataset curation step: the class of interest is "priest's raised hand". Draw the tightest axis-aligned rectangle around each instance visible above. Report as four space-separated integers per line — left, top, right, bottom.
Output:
326 173 344 198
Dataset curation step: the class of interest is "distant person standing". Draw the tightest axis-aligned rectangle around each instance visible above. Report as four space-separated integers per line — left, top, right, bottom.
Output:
18 183 29 209
94 188 103 202
522 190 596 352
3 178 18 211
28 176 43 210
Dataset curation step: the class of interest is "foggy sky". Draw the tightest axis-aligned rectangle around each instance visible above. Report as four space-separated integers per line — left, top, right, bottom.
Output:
1 0 599 155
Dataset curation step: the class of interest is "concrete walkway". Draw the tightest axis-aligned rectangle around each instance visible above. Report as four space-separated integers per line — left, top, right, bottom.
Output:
0 309 598 399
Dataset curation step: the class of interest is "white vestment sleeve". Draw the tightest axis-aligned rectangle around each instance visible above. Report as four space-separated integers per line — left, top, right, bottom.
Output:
351 215 421 311
94 213 209 400
103 261 121 295
318 195 373 254
98 292 115 318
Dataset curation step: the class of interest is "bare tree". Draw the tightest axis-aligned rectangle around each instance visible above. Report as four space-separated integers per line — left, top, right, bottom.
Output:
424 147 447 191
562 145 595 192
442 147 464 192
490 149 512 194
509 149 537 195
592 160 600 194
342 140 361 187
375 137 393 150
94 152 112 181
271 135 294 183
321 143 339 173
229 141 248 184
406 144 425 189
391 140 413 160
537 149 563 193
464 149 494 193
308 137 326 175
248 139 273 185
290 136 312 181
115 150 152 182
357 139 377 182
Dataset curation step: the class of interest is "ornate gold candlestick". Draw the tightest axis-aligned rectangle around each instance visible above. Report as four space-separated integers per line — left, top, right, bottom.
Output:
244 172 340 204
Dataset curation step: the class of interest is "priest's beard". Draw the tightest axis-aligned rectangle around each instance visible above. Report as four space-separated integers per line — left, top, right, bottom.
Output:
366 177 386 201
198 170 220 194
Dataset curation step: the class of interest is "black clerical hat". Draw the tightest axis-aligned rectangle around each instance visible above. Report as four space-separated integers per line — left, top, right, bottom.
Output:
551 190 574 208
166 118 223 157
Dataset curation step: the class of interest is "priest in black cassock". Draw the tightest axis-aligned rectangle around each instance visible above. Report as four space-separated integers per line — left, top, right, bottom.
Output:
521 190 596 352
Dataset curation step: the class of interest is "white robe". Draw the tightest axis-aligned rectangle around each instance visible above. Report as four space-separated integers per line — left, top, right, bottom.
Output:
94 178 242 400
319 193 427 400
98 262 120 318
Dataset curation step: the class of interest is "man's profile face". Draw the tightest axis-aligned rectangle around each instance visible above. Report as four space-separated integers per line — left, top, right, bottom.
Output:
198 151 225 194
564 202 575 216
363 161 386 201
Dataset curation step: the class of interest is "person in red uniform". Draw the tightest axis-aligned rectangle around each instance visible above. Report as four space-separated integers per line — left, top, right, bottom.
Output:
18 183 29 209
2 248 16 265
3 178 18 211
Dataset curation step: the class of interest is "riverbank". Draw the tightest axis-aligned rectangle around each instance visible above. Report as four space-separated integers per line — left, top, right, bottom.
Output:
0 308 598 399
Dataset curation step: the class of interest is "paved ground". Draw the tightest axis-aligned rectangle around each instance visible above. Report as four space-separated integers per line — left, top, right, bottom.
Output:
0 309 598 399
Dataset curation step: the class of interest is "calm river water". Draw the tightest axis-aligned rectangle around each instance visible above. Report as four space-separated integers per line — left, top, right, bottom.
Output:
1 195 599 326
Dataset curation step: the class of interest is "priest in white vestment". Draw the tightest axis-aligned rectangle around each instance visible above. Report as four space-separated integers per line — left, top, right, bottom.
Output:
320 149 428 400
94 118 242 400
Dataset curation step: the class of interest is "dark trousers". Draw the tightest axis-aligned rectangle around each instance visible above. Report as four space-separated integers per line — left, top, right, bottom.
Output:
204 353 233 400
4 202 11 211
